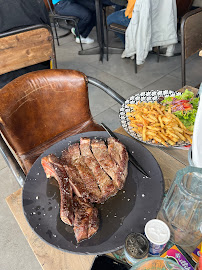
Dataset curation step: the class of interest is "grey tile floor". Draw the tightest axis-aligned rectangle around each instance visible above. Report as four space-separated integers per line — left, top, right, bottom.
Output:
0 25 201 270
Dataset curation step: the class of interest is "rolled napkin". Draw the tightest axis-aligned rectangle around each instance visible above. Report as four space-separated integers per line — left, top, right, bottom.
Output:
192 83 202 167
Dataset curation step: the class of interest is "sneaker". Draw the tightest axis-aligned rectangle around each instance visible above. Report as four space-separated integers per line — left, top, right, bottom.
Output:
76 36 94 44
152 46 174 57
71 28 76 37
165 44 175 57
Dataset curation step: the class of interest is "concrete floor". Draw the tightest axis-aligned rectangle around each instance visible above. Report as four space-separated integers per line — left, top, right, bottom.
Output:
0 25 201 270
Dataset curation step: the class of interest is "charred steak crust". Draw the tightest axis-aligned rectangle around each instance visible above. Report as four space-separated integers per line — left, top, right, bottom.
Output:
41 155 74 226
88 207 99 239
91 139 123 190
62 145 102 203
73 196 99 243
62 149 92 201
80 137 117 201
107 137 129 189
63 162 91 201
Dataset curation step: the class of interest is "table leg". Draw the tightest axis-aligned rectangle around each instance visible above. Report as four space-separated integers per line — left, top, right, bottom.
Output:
78 0 104 61
96 0 104 61
78 0 124 60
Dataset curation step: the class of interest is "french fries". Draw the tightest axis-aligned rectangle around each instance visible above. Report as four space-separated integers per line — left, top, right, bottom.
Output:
126 101 192 147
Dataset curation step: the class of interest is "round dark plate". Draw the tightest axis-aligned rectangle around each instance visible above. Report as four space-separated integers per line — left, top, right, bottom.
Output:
22 131 164 255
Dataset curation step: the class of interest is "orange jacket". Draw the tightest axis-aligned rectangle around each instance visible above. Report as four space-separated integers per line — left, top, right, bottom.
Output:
125 0 136 19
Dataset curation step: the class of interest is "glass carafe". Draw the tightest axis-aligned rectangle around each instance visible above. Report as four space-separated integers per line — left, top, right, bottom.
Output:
158 166 202 255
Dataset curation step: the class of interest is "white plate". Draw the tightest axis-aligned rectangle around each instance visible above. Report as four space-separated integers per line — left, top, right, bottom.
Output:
119 90 190 148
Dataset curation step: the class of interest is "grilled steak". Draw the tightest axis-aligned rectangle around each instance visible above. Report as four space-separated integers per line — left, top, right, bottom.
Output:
63 162 91 201
41 136 129 243
87 207 99 239
73 196 99 243
62 144 103 203
107 137 129 188
80 137 117 201
91 139 123 189
41 154 74 226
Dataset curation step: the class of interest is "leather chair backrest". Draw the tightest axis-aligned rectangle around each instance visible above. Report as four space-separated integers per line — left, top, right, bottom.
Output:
181 8 202 59
181 8 202 86
0 69 103 174
176 0 194 18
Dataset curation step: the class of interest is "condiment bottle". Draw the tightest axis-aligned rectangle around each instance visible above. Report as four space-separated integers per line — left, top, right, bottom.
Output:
124 233 149 266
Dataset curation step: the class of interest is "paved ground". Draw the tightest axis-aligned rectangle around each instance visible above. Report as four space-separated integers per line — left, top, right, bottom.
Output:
0 24 201 270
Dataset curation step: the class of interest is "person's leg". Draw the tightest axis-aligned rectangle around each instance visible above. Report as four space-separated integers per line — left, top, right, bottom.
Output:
80 12 96 38
107 9 130 44
75 0 96 37
54 0 93 38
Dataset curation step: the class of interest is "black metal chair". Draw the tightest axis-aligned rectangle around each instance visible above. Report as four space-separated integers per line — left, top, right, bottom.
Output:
46 0 83 50
105 12 160 73
181 7 202 86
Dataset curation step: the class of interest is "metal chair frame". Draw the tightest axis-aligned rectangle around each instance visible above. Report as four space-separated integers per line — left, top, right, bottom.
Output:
106 24 160 73
0 74 125 187
181 7 202 86
46 0 83 50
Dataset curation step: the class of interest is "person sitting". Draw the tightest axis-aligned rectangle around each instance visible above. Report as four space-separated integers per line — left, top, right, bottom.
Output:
52 0 96 44
0 0 51 89
107 0 136 44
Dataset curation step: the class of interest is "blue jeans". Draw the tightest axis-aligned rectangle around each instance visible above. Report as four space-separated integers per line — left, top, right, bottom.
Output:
54 0 96 38
107 9 130 44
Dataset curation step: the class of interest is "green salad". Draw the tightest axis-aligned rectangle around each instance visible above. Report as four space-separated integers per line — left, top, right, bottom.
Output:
161 89 199 131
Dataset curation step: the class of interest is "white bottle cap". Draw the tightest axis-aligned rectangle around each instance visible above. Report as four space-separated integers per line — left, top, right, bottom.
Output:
145 219 170 245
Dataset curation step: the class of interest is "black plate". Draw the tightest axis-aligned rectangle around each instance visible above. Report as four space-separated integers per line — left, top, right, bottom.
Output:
22 131 164 255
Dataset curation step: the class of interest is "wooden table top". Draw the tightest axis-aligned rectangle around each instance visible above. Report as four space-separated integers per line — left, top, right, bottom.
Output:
6 85 197 270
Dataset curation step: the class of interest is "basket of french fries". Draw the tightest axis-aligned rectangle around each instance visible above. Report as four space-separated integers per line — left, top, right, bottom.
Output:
119 90 196 148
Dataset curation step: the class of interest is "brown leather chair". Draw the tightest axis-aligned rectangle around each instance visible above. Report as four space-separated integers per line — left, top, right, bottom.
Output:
176 0 194 18
0 69 125 186
181 7 202 86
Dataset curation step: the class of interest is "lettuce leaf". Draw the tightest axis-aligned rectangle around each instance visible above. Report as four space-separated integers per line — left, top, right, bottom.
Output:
162 96 173 103
162 89 196 103
190 96 199 110
181 89 194 100
161 90 199 130
174 109 197 131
